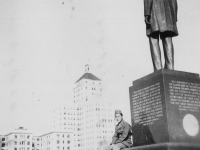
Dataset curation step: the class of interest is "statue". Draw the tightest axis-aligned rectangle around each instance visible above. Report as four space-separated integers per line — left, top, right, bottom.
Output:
144 0 178 71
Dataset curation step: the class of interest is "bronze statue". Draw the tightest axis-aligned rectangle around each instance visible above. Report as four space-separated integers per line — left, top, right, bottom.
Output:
144 0 178 71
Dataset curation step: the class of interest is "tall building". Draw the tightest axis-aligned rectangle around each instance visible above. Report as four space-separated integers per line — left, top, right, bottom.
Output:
54 104 76 132
73 64 103 104
54 65 115 150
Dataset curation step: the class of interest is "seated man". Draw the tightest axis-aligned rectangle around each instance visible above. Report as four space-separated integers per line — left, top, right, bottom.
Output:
104 110 132 150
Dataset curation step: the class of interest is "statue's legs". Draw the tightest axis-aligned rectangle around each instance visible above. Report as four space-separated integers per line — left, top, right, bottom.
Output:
149 33 162 71
162 37 174 70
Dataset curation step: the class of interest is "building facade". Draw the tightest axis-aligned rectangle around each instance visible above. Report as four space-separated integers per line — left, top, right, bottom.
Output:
54 105 76 132
2 127 32 150
0 135 6 150
54 65 115 150
1 128 73 150
39 132 73 150
32 136 42 150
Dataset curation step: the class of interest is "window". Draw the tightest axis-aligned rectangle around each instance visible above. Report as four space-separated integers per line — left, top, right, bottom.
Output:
15 135 17 139
57 140 60 144
67 141 70 144
14 148 17 150
15 141 17 145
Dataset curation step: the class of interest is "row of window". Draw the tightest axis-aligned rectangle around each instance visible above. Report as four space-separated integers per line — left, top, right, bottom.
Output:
57 140 70 144
33 134 71 142
12 146 70 150
12 135 30 139
62 112 75 115
56 134 70 138
14 148 30 150
76 80 101 87
74 86 102 93
15 141 30 145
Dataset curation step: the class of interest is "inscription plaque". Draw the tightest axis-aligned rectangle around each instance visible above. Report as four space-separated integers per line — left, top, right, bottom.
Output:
131 83 163 125
169 80 200 112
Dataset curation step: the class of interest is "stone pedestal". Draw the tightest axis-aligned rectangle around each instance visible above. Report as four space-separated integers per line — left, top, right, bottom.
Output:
129 69 200 150
125 143 200 150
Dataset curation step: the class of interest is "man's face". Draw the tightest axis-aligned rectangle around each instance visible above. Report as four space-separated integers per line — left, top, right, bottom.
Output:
115 114 123 123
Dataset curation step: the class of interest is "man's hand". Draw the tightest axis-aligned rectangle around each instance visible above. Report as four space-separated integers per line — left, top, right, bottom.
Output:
110 144 114 149
145 15 150 24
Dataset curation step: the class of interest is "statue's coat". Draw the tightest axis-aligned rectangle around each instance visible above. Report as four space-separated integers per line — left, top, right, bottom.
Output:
144 0 178 37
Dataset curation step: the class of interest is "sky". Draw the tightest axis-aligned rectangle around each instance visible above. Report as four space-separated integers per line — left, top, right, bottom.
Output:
0 0 200 135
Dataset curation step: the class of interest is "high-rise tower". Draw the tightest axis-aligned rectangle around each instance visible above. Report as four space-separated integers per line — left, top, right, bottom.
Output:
54 65 114 150
73 65 103 104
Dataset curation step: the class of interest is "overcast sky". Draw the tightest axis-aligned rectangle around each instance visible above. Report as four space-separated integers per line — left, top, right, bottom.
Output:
0 0 200 135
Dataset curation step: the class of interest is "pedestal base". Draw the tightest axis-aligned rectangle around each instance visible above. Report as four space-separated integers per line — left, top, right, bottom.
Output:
125 143 200 150
129 70 200 145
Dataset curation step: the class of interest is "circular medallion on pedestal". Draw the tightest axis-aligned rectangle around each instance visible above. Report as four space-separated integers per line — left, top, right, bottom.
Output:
183 114 199 136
